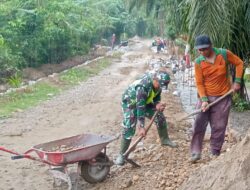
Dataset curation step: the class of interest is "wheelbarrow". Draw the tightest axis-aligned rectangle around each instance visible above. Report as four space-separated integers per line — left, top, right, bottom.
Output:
0 133 118 190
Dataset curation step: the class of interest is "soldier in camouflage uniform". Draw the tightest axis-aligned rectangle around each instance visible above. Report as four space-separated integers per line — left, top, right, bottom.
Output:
116 71 177 166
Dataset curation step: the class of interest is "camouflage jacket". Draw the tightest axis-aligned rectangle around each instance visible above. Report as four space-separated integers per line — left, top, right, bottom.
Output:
122 74 161 128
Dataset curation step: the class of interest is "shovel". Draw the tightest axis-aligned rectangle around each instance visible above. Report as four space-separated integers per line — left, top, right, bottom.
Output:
123 111 159 167
178 89 234 121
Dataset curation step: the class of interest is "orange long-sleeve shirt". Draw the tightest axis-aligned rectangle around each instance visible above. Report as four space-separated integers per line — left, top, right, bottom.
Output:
195 48 243 101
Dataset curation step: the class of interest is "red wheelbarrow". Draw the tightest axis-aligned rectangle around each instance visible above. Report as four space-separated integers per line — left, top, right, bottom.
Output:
0 133 118 189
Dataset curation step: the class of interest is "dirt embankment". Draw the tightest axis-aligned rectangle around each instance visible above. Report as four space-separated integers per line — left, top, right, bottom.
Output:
179 131 250 190
0 45 109 93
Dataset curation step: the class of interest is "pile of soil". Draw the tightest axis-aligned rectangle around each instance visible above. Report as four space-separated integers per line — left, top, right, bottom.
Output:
230 110 250 138
179 130 250 190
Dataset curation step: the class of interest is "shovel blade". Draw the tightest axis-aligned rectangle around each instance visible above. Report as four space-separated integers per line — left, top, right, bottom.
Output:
125 158 141 168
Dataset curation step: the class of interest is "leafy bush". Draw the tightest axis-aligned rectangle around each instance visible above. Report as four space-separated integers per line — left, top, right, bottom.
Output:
7 73 22 88
232 93 250 112
0 1 138 73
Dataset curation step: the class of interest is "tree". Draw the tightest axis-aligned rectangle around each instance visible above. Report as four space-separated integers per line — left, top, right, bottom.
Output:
126 0 250 60
0 0 142 81
183 0 250 59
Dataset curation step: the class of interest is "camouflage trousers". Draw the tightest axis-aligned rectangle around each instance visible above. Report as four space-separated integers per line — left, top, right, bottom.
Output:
122 102 168 139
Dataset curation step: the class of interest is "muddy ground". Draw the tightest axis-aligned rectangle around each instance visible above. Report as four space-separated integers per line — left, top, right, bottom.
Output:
0 38 247 190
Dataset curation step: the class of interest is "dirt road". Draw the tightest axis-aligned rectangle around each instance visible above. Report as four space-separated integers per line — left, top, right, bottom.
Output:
0 39 153 190
0 39 235 190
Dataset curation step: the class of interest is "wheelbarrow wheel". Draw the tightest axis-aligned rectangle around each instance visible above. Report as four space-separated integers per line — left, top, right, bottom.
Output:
79 152 110 184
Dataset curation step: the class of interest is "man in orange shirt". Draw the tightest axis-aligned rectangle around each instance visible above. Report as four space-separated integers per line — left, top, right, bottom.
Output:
191 35 243 162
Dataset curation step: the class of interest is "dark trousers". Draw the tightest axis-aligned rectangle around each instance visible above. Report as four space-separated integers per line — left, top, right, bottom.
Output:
191 95 232 154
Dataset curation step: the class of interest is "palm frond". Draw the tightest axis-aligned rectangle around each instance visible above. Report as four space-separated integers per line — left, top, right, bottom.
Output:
186 0 232 47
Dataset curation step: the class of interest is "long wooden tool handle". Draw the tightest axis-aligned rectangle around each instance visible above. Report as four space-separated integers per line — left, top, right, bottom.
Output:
123 111 159 157
179 89 234 121
207 89 233 108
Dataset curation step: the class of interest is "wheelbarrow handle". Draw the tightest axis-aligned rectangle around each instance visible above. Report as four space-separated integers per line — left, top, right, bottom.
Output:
11 155 25 160
0 146 49 164
0 146 20 155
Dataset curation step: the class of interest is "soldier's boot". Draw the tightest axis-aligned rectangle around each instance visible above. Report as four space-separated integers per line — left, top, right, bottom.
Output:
115 138 131 166
157 127 178 148
190 153 201 163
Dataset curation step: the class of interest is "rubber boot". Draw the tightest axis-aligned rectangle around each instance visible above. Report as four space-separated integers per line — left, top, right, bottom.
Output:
157 127 177 148
115 138 131 166
190 153 201 163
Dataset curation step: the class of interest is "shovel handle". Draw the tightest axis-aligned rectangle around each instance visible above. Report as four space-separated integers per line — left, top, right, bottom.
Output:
207 89 233 108
179 89 233 121
123 111 159 157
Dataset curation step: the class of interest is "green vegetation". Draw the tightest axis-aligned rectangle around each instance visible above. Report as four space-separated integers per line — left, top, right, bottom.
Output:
244 69 250 82
127 0 250 60
0 83 60 118
0 55 119 118
0 0 153 81
60 57 112 85
127 0 250 102
2 0 248 80
232 93 250 112
1 0 249 116
7 73 23 88
246 82 250 88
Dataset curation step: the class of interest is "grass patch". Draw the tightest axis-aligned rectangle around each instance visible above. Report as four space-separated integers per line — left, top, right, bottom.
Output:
59 68 94 85
59 57 112 85
0 83 60 118
111 52 123 59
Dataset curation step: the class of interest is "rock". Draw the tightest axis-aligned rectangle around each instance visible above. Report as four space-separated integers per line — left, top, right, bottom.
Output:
47 93 54 97
5 131 23 137
122 179 132 188
132 175 139 182
160 180 166 186
165 181 170 187
16 108 23 112
165 187 172 190
167 172 172 176
0 85 8 93
174 178 178 183
0 120 6 124
178 178 183 183
152 153 163 162
144 171 151 177
148 144 156 150
173 90 181 96
28 80 36 85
